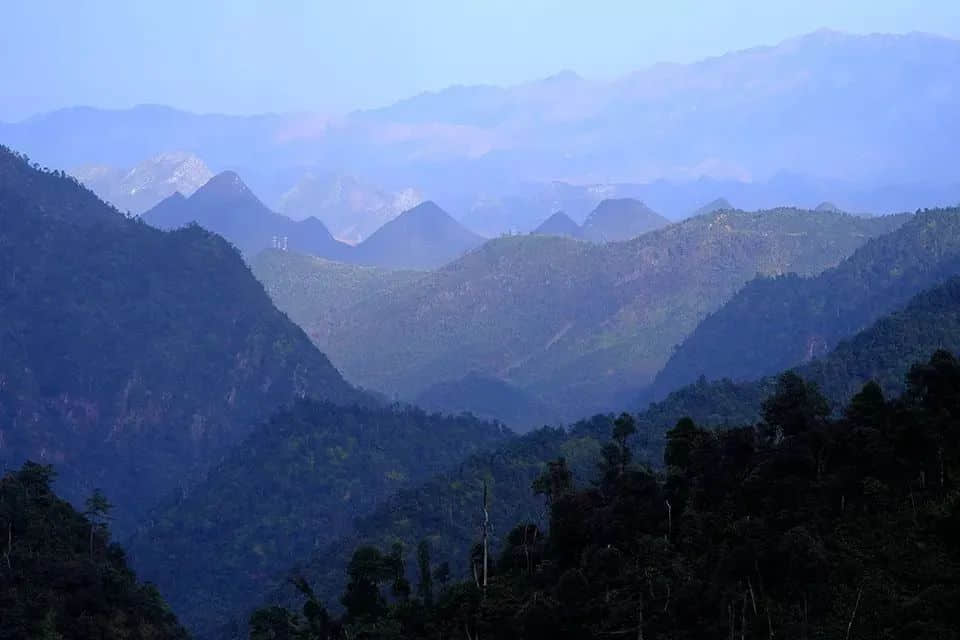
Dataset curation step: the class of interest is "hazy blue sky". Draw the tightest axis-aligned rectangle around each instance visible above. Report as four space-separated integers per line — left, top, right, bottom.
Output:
3 0 959 121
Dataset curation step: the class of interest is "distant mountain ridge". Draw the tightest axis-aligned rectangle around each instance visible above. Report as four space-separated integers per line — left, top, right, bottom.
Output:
4 31 959 229
142 170 353 259
580 198 670 242
351 200 484 269
278 171 423 244
145 173 479 269
532 211 583 238
72 151 213 215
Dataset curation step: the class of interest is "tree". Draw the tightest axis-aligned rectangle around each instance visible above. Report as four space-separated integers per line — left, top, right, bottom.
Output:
341 546 391 621
416 540 433 606
762 371 829 440
600 412 638 485
83 488 112 559
532 457 574 505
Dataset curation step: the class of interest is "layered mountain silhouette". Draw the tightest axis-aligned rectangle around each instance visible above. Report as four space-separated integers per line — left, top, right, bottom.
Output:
531 211 583 238
142 170 353 259
277 171 423 244
6 32 959 227
580 198 670 242
145 173 479 269
0 145 364 533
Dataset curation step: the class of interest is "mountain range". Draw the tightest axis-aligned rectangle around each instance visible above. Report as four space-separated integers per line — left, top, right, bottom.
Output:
144 172 482 269
277 171 423 244
3 31 959 233
72 151 213 215
142 171 353 259
257 207 907 420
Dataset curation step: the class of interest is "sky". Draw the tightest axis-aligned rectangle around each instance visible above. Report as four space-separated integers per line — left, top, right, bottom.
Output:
2 0 959 121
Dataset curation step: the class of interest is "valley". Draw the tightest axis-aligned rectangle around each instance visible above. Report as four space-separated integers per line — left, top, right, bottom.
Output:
3 17 960 640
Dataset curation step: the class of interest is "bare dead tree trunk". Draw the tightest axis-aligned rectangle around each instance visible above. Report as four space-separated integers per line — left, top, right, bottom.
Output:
748 577 758 615
665 499 672 541
845 584 864 640
481 483 489 594
637 592 644 640
741 591 747 640
4 522 11 569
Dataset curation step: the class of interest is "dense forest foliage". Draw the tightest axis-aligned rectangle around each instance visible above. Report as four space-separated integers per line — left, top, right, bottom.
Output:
0 463 188 639
0 146 365 533
128 400 512 638
260 207 906 421
254 351 960 639
652 207 960 398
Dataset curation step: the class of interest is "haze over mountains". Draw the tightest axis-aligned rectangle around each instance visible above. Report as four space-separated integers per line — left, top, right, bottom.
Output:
4 30 960 237
143 170 481 269
72 151 213 214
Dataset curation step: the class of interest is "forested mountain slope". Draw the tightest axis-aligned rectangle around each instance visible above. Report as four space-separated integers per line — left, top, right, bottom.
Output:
128 401 511 638
0 146 364 532
299 208 906 418
652 207 960 397
0 463 188 640
251 249 422 348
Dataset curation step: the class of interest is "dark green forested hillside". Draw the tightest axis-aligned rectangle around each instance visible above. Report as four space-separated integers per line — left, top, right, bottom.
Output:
260 207 906 420
0 146 365 533
801 275 960 403
255 351 960 639
652 207 960 398
0 463 188 640
127 401 511 638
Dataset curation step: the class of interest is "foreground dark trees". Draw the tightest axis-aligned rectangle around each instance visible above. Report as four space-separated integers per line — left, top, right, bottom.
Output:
255 351 960 639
